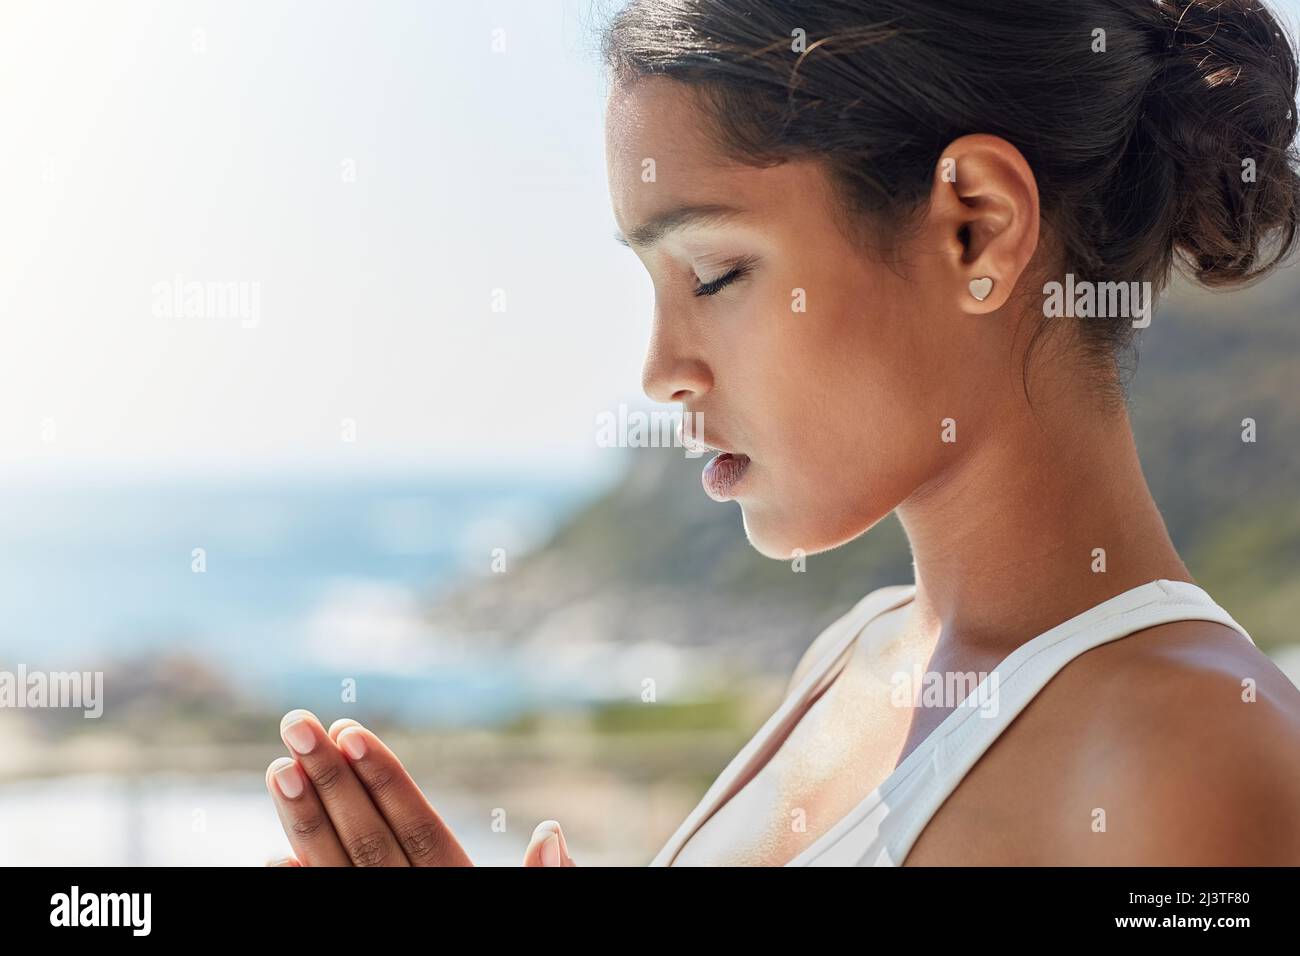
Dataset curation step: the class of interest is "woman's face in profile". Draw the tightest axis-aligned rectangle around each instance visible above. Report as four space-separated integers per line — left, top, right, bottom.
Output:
604 76 987 560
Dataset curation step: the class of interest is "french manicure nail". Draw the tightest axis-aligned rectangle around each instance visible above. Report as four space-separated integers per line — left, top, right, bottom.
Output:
541 833 561 867
282 718 316 755
273 761 304 799
338 727 367 760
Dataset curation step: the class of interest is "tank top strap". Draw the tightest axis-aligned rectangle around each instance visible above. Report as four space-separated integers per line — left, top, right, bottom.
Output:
800 584 920 699
648 583 917 866
877 578 1255 864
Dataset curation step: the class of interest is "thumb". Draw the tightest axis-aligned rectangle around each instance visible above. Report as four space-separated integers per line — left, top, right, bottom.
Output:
523 820 577 867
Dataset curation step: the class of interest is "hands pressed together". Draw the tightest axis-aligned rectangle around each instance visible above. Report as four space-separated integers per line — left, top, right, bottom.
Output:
264 709 575 867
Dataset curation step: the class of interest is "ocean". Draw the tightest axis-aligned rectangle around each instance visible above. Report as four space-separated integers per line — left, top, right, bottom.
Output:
0 472 597 724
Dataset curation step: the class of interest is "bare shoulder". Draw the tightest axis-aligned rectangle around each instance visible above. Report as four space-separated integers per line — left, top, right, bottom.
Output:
785 584 913 697
1052 618 1300 864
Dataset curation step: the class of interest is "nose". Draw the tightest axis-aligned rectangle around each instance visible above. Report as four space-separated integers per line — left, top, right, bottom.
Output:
641 313 713 404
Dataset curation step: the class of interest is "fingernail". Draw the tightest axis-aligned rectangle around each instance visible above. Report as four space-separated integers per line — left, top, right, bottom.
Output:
337 727 367 760
281 712 316 755
541 832 561 867
272 760 304 799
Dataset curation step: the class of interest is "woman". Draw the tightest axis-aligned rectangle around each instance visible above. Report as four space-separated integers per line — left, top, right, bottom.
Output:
264 0 1300 866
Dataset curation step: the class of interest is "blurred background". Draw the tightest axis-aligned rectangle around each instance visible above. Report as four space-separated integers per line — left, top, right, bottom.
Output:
1 0 1298 865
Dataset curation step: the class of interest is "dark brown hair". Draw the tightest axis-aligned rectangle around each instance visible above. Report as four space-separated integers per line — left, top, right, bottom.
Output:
602 0 1300 381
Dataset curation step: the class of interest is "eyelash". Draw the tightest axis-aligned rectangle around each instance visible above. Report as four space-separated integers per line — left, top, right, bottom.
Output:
693 260 754 298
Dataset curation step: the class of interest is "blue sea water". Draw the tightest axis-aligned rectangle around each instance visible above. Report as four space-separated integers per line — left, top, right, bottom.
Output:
0 473 597 724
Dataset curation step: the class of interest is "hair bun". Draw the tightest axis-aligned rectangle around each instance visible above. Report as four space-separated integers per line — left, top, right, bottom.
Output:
1137 0 1300 286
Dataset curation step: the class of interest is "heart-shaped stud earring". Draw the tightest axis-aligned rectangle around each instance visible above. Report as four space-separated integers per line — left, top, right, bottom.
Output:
969 277 993 302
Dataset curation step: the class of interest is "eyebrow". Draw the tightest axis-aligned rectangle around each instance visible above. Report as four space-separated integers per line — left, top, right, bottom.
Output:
613 203 747 249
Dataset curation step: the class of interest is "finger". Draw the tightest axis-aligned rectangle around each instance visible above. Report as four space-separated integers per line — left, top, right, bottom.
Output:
265 757 352 867
327 717 361 741
523 820 577 867
333 723 473 867
280 709 410 867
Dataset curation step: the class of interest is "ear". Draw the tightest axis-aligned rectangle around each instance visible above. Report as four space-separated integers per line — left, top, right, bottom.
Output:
925 134 1040 316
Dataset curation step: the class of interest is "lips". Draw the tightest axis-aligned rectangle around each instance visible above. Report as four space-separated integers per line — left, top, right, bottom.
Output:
676 416 751 501
701 451 751 501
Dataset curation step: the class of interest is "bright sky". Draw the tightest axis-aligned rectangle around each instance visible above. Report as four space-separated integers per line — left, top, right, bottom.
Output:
2 0 1298 480
0 0 643 480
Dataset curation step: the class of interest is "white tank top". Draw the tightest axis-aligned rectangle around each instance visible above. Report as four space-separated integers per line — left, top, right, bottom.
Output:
650 578 1254 866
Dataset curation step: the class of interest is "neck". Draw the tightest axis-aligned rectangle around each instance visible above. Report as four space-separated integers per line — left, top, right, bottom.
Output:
895 392 1189 648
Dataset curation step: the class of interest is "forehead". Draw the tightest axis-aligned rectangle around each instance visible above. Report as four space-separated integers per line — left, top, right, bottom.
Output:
604 76 719 174
604 76 816 237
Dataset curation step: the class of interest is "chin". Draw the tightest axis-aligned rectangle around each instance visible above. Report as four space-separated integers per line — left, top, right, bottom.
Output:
738 504 853 561
738 493 891 562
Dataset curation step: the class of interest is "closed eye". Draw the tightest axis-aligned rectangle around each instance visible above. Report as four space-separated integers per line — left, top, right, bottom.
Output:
693 258 756 298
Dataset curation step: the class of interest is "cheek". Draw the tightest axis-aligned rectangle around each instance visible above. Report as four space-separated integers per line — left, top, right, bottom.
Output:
733 278 948 552
761 280 922 460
